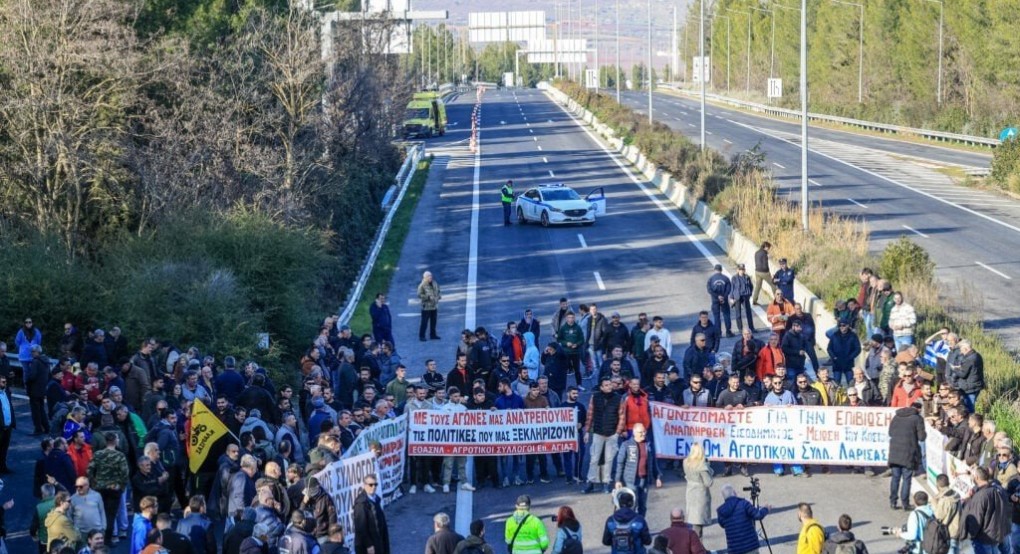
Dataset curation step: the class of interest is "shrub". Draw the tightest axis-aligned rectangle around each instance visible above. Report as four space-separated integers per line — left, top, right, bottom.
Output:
991 137 1020 192
879 236 935 285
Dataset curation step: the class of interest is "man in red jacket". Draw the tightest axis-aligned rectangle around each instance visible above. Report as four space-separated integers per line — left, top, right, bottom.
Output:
617 378 651 437
659 508 708 554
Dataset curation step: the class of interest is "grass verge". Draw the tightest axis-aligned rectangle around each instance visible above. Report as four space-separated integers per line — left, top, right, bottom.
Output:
347 155 434 334
559 81 1020 437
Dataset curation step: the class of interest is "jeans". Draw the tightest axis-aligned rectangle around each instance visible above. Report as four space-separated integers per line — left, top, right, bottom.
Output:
525 454 548 481
964 392 980 414
499 455 524 483
894 335 914 351
564 352 583 387
563 437 585 481
712 300 733 334
999 537 1013 554
631 476 650 515
863 312 876 339
773 463 803 475
973 541 1001 554
1011 522 1020 553
890 465 914 507
117 487 129 535
734 296 755 331
587 433 619 484
502 202 512 224
419 309 438 339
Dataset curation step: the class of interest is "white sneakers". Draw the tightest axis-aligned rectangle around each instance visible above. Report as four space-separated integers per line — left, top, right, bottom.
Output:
423 484 436 493
442 484 450 493
460 483 476 491
409 485 417 494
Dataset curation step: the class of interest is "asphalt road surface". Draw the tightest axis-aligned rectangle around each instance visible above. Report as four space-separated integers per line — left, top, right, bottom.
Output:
384 88 917 553
619 90 1020 345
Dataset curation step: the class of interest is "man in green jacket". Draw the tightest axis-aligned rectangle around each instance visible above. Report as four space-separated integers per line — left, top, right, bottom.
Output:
557 312 585 390
417 271 442 342
505 495 549 554
30 483 57 554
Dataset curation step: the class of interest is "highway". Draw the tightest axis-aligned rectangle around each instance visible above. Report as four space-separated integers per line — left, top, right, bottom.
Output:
618 90 1020 345
385 87 912 553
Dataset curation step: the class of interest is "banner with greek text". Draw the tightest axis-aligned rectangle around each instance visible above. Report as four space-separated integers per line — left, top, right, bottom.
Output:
649 402 897 466
314 452 379 549
407 408 578 456
343 414 407 501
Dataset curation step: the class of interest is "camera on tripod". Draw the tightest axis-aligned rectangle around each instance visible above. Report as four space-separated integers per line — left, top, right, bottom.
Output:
743 477 761 499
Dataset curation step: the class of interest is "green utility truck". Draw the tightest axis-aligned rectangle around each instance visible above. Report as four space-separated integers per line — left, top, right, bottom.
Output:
403 92 447 138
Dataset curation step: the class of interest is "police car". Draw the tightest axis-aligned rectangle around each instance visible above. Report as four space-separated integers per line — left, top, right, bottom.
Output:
514 184 607 227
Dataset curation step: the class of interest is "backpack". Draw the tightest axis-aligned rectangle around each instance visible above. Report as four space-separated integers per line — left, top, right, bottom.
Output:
920 511 950 554
610 518 639 553
830 543 857 554
457 544 485 554
561 527 584 554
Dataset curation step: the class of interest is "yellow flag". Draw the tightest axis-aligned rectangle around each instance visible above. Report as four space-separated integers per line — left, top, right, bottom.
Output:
188 398 231 473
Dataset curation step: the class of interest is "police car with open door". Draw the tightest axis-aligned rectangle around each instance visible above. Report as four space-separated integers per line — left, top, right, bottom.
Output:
514 184 607 227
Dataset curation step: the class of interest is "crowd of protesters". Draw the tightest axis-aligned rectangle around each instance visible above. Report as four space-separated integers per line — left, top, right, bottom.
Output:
4 241 1017 554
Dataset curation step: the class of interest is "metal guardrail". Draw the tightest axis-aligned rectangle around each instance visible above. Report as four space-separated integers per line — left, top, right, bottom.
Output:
668 87 1001 148
337 143 426 326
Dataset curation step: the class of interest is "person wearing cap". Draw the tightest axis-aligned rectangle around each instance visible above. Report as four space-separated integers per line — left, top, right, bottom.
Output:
603 312 631 354
505 495 548 554
773 258 796 302
827 319 862 386
353 474 390 554
707 264 735 338
556 312 585 389
240 520 273 554
500 179 515 225
780 320 809 378
81 329 109 371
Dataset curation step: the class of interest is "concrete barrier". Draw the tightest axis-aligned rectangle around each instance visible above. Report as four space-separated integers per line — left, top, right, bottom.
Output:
548 85 839 354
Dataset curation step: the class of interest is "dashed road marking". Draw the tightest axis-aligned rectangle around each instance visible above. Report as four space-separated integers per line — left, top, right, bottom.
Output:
593 271 606 290
976 262 1011 280
902 224 929 238
577 234 588 248
773 162 786 169
847 198 868 209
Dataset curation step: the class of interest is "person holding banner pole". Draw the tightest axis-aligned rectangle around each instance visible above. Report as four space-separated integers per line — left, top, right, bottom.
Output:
495 379 526 487
561 386 587 485
584 377 623 495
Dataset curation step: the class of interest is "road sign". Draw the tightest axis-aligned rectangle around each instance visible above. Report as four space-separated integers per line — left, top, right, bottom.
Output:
584 69 598 90
768 78 783 99
692 56 710 84
1000 127 1018 142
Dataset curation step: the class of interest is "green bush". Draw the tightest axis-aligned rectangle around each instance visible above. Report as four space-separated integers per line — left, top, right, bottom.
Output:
879 236 936 285
0 210 338 371
991 137 1020 192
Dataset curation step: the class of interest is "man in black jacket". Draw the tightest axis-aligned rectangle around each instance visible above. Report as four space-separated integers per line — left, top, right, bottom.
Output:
730 264 756 333
751 241 774 305
780 321 808 377
963 467 1011 554
707 264 734 338
25 345 50 434
731 329 762 377
887 401 926 510
584 378 622 494
352 475 389 554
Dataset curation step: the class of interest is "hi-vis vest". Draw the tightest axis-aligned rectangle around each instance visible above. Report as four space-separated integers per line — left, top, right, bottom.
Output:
501 184 514 203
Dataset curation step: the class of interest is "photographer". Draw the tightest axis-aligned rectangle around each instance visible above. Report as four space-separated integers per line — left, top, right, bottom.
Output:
893 491 933 554
717 483 771 554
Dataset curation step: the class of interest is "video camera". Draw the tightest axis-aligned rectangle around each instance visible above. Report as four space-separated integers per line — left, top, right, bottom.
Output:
880 525 913 554
742 477 761 500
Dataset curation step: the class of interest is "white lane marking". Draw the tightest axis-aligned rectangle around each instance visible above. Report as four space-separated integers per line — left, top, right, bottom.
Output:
550 91 767 324
723 139 733 144
500 120 506 125
688 123 696 128
530 129 534 134
773 162 786 169
549 170 555 177
577 234 588 248
724 118 1020 236
397 312 421 317
847 198 868 209
537 145 543 150
707 131 713 135
533 136 538 142
549 119 554 123
809 179 823 187
593 271 606 290
902 224 929 238
976 261 1012 280
543 157 549 163
526 122 531 127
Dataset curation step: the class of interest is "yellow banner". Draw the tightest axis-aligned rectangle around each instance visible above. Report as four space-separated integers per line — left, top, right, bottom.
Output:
188 398 231 473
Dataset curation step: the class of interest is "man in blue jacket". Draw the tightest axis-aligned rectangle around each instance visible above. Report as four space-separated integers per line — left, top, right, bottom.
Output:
826 319 862 386
707 265 734 338
717 483 770 554
370 293 395 348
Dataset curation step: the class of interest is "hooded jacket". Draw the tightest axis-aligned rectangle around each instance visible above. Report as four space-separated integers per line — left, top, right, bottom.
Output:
522 332 541 382
933 487 963 540
821 531 868 554
717 496 769 554
601 507 651 554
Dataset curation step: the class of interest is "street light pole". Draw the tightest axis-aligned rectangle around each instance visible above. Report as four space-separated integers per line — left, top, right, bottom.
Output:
647 0 653 124
799 0 809 231
700 0 706 150
595 0 600 92
616 0 621 101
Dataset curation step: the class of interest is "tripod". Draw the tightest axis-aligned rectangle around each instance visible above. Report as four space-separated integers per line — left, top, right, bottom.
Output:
749 490 774 554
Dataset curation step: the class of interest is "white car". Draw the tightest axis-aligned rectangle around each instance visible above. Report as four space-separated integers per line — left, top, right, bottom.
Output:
515 184 607 227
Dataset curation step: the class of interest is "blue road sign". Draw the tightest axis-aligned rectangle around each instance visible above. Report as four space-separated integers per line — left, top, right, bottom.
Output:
1001 127 1018 142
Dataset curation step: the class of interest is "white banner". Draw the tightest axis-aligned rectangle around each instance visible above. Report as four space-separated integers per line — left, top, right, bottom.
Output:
314 452 379 549
408 408 578 456
649 402 896 466
344 414 407 501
